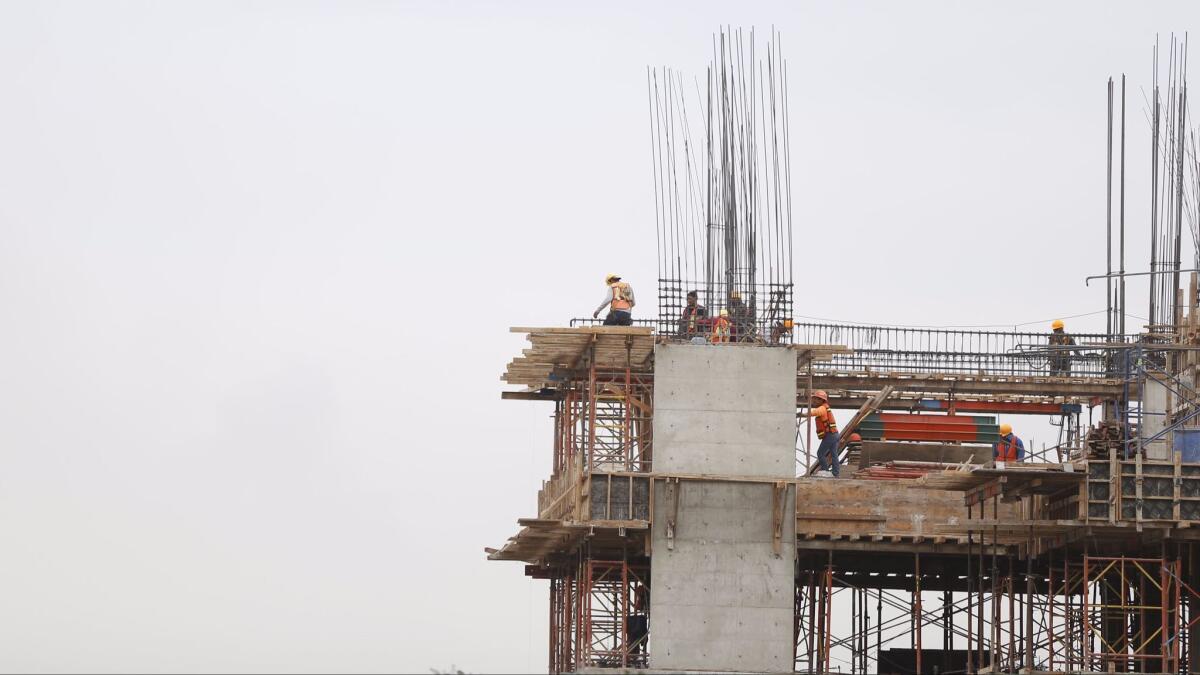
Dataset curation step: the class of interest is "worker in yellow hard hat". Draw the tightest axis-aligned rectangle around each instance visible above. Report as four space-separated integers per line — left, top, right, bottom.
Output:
593 274 635 326
1048 320 1078 377
994 423 1025 463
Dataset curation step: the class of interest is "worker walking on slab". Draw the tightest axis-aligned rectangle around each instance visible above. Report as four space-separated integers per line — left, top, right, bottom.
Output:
800 390 840 477
594 273 635 326
994 423 1026 463
1048 319 1079 377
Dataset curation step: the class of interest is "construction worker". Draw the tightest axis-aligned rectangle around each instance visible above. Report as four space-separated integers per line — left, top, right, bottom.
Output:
728 290 754 342
994 423 1025 463
593 274 635 326
800 390 840 477
711 309 731 343
843 431 863 470
770 318 794 345
628 584 649 663
1048 319 1079 377
678 290 707 338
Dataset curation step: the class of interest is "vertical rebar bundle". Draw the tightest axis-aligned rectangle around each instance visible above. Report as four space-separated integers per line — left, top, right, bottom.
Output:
1147 34 1198 335
648 28 794 341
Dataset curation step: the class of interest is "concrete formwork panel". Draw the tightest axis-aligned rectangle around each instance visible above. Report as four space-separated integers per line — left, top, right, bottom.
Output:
652 344 797 477
649 344 797 673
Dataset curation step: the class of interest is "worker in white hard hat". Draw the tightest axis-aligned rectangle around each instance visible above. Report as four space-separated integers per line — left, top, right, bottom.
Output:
994 423 1025 463
593 273 635 326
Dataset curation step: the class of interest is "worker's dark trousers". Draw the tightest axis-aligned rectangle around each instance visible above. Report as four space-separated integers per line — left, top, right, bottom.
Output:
604 310 632 326
817 432 840 476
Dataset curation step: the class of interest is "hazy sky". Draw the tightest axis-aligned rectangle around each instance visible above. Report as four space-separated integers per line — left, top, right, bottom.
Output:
2 1 1199 673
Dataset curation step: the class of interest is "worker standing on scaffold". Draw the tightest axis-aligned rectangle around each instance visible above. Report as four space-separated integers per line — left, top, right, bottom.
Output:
799 390 840 477
593 273 635 326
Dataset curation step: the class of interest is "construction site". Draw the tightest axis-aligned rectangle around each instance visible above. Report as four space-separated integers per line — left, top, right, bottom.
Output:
486 30 1200 674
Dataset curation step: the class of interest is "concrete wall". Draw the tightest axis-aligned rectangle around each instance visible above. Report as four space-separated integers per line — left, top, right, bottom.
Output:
653 344 797 477
649 344 797 673
1144 376 1171 460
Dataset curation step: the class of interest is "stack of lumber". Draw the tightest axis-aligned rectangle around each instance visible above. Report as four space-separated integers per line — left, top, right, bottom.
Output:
854 460 970 481
503 326 654 388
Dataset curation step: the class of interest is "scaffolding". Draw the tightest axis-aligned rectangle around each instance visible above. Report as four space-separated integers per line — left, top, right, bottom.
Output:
481 27 1200 674
496 318 1200 674
546 555 650 673
788 552 1200 674
556 366 653 476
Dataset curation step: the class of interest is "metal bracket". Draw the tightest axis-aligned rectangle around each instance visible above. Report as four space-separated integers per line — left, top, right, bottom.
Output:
665 478 680 551
772 481 788 556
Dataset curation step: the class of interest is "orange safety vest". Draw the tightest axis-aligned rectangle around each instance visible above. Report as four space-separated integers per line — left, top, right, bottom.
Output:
711 316 731 342
610 283 632 311
814 405 837 439
995 435 1020 462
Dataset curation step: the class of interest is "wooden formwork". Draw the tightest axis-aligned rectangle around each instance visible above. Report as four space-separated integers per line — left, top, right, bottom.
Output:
1083 451 1200 523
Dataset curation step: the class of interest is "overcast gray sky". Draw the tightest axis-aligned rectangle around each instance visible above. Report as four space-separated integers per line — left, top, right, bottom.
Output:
2 1 1199 673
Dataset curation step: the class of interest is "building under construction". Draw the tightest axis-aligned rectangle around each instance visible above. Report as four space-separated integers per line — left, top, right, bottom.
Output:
487 31 1200 674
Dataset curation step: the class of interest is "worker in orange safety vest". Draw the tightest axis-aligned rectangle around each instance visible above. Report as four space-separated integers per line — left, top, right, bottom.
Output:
678 290 708 338
799 390 840 477
711 309 731 343
593 273 635 326
994 423 1025 463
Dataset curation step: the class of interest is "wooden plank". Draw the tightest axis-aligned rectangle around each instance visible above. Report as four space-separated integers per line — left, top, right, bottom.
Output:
1136 450 1143 524
1110 448 1119 525
501 390 560 401
859 442 981 470
804 372 1127 400
1176 451 1183 522
510 326 653 335
796 513 887 522
838 385 896 450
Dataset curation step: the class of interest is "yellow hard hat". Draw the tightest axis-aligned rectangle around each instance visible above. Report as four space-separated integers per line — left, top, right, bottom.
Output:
783 319 794 330
605 273 621 283
999 423 1012 436
1052 319 1065 330
719 309 729 317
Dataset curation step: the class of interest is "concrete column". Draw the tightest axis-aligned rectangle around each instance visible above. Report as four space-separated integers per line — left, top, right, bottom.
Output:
648 344 797 672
